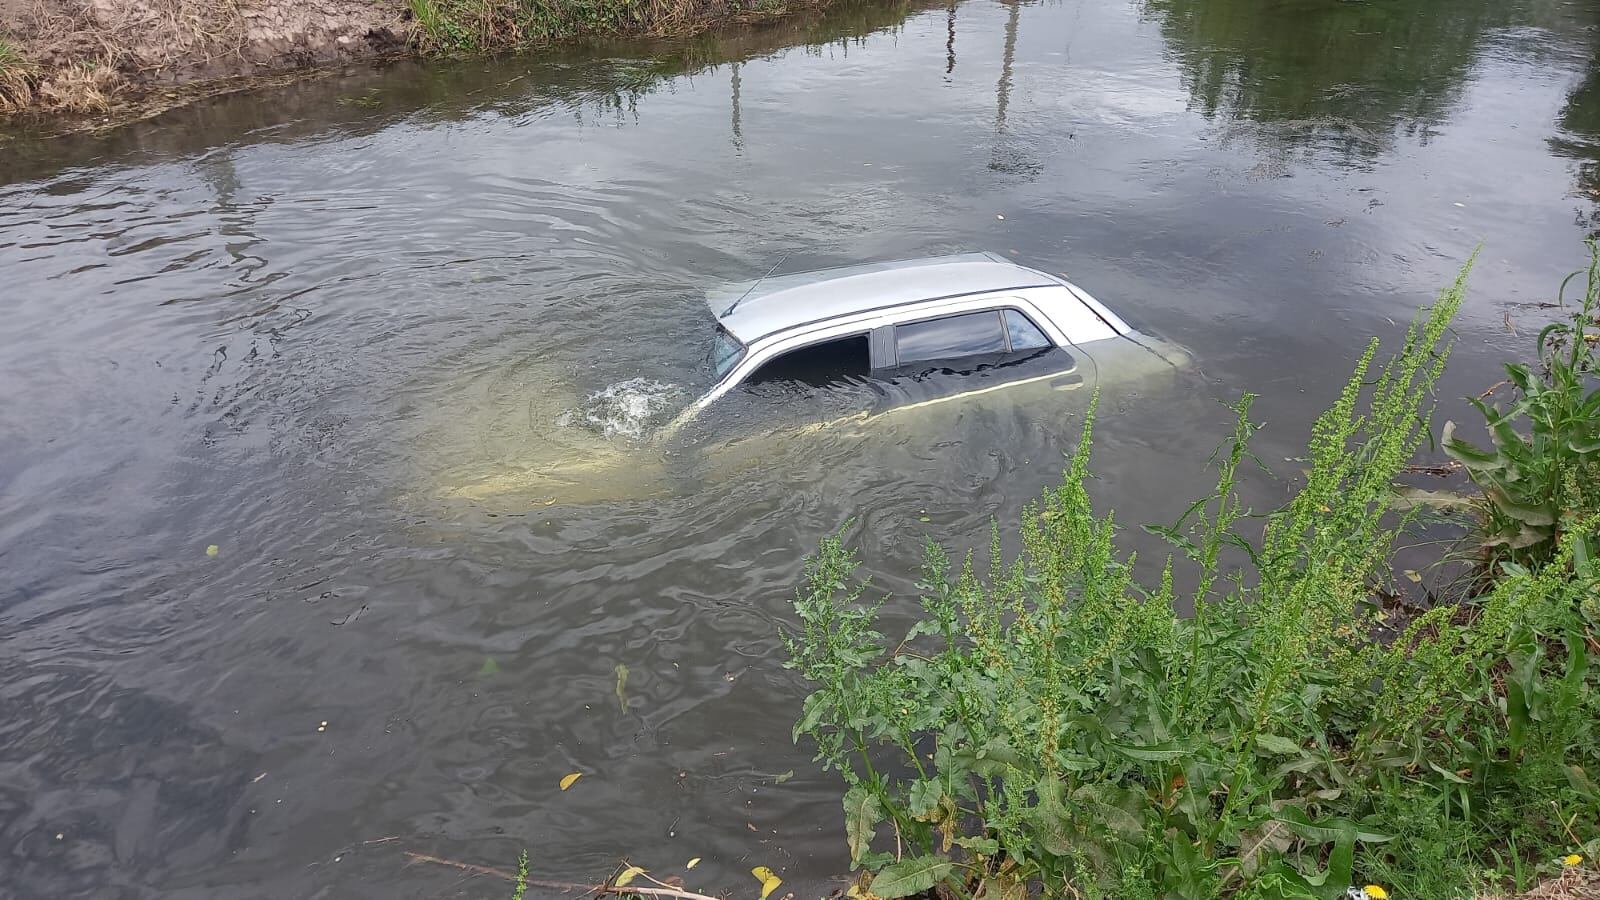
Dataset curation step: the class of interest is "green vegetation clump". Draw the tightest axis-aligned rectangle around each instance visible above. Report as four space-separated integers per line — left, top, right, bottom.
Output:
1444 241 1600 570
408 0 798 53
786 258 1600 899
511 849 529 900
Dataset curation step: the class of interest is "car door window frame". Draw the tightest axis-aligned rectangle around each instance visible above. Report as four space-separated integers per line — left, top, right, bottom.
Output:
891 310 1007 367
1003 307 1052 352
738 330 872 388
884 306 1056 368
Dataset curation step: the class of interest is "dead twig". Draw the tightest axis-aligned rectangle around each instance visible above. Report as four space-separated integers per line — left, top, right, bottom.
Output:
1400 461 1461 477
403 852 728 900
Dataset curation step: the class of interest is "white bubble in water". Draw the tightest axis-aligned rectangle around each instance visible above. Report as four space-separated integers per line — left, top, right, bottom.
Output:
570 377 684 440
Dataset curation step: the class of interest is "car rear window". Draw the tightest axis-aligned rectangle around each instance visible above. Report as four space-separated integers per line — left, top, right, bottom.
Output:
896 311 1007 364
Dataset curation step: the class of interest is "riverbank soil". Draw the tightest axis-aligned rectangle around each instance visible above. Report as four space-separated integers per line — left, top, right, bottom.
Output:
0 0 831 122
0 0 410 114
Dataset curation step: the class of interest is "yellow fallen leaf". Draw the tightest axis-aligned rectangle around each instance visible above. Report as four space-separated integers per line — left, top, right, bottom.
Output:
752 866 782 900
560 772 582 790
686 857 701 869
205 544 219 557
615 866 645 887
1404 569 1422 583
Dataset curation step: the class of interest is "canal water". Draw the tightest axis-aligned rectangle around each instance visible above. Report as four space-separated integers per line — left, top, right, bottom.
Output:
3 0 1599 895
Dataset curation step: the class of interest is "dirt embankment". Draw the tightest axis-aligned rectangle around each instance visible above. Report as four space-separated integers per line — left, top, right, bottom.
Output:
0 0 411 116
0 0 832 124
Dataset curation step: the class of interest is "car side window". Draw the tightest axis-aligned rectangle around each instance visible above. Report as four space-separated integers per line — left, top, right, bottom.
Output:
895 311 1007 364
1004 309 1052 351
743 334 870 388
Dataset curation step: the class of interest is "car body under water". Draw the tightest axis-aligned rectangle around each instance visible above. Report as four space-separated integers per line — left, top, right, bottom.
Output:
439 253 1192 504
669 251 1184 433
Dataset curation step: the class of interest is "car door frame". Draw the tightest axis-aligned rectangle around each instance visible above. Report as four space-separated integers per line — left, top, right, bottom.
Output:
866 304 1078 408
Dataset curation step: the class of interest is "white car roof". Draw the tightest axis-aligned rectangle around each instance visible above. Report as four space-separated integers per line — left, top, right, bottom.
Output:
708 252 1062 344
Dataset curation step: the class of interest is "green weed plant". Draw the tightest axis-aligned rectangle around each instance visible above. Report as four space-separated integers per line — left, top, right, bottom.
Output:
1444 241 1600 568
786 259 1600 899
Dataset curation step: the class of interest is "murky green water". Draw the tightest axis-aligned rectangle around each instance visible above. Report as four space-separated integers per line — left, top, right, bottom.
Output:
4 0 1600 895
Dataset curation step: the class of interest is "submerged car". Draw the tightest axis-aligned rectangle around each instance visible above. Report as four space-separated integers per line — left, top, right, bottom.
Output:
437 253 1191 504
666 252 1185 432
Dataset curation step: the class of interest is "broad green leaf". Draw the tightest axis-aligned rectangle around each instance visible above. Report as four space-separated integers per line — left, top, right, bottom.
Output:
1055 752 1098 772
1142 522 1199 558
908 780 941 817
843 786 881 865
793 693 828 742
1442 421 1504 470
1254 733 1302 755
1390 486 1479 512
1107 740 1189 761
1483 486 1556 526
953 835 1000 856
1566 765 1599 802
1324 825 1355 899
1469 396 1531 457
954 739 1024 777
1505 362 1536 394
868 856 954 898
1571 434 1600 454
1273 806 1393 844
1032 776 1073 855
1072 783 1143 839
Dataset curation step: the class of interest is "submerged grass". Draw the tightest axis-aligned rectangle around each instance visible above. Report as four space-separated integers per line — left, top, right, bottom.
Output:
785 256 1600 898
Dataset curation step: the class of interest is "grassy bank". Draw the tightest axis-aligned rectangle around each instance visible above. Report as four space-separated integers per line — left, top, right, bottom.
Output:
406 0 809 53
784 253 1600 899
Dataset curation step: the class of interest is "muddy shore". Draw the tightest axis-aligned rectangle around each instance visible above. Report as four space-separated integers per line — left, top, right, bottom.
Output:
0 0 824 128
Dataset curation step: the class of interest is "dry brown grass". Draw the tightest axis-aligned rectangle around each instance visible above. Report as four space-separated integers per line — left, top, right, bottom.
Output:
1480 867 1600 900
35 60 124 112
25 0 247 75
0 40 37 112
